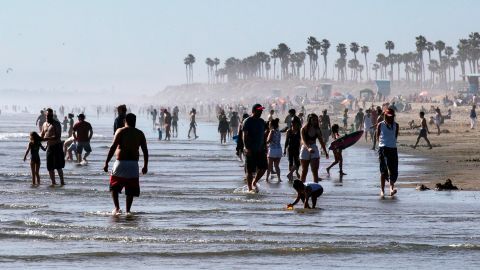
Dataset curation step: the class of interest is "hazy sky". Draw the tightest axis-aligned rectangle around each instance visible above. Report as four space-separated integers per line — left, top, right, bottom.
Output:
0 0 478 94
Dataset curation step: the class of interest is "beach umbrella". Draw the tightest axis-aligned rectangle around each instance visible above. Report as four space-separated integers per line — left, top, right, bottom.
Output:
341 99 350 105
332 92 343 97
419 91 428 96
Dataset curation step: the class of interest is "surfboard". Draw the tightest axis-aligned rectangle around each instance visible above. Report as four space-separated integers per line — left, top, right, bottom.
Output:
328 130 364 151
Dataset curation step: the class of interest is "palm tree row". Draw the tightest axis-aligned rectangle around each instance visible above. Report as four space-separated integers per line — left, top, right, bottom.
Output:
185 32 480 88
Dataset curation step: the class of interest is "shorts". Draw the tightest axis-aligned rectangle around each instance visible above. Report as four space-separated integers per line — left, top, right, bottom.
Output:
378 147 398 184
76 142 92 154
300 144 320 160
109 160 140 197
288 150 300 168
267 147 282 158
46 143 65 171
245 151 268 174
418 128 427 138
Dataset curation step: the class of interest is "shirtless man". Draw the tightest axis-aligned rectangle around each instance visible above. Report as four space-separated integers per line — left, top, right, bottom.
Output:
36 110 46 132
73 113 93 163
41 108 65 186
104 113 148 216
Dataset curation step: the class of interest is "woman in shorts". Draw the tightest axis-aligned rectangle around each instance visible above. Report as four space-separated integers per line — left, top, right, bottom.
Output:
299 113 329 183
265 118 282 182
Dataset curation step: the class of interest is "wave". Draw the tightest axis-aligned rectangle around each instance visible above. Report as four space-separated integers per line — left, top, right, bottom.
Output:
0 203 47 209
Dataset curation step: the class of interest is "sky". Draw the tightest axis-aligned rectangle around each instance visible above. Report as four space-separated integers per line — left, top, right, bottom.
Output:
0 0 478 95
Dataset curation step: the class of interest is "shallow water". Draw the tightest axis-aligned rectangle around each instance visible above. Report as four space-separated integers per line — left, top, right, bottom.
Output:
0 113 479 269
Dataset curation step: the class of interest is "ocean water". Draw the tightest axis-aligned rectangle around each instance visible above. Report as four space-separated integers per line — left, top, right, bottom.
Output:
0 113 479 269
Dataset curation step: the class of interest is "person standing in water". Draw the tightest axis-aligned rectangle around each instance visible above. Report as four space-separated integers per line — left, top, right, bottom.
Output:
172 106 179 137
265 118 282 182
326 124 346 176
163 109 172 141
413 111 432 149
104 113 148 216
376 108 399 197
41 108 65 186
62 116 68 133
470 105 477 130
68 113 75 137
363 109 374 142
218 114 229 144
23 132 46 185
114 104 127 134
188 108 198 139
284 118 301 181
73 113 93 163
299 113 329 183
36 110 46 132
242 104 267 192
319 109 331 145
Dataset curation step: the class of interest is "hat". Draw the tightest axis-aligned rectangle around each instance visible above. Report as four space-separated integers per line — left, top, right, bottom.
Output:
252 104 265 112
384 108 395 117
77 113 85 119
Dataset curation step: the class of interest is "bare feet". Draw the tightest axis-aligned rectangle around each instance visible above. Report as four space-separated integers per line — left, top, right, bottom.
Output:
340 171 347 176
380 190 385 198
326 167 330 175
287 173 293 182
390 188 397 197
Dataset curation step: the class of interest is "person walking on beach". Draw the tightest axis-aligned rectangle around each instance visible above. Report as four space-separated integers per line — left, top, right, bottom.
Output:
41 108 65 186
62 116 68 133
326 124 346 176
284 118 301 181
188 108 198 139
242 104 267 192
68 113 74 137
319 109 331 145
230 111 240 137
104 113 149 216
413 111 432 149
23 132 46 185
372 106 383 150
470 105 477 130
434 108 442 135
265 118 282 182
73 113 93 163
283 109 297 132
114 104 127 134
354 108 364 131
299 113 329 183
363 109 374 142
376 108 399 197
342 108 348 131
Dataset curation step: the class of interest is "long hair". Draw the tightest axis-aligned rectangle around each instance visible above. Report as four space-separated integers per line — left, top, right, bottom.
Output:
305 113 319 129
30 132 42 145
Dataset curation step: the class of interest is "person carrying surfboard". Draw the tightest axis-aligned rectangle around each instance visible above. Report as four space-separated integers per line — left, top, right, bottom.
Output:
326 124 346 176
299 113 329 183
376 108 399 197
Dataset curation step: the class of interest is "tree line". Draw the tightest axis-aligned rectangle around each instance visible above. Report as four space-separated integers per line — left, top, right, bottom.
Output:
183 32 480 88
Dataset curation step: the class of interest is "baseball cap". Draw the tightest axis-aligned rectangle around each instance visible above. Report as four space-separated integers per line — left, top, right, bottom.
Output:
252 104 265 112
384 108 395 117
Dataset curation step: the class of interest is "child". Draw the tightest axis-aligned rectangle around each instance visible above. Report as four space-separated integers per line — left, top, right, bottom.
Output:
23 132 46 185
326 124 346 175
413 111 432 149
284 118 301 181
266 118 282 182
287 179 324 209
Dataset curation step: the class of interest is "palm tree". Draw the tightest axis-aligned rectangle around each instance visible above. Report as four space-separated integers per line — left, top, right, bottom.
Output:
307 36 320 79
468 32 480 73
320 39 330 79
306 45 316 80
350 42 359 60
415 35 427 86
444 46 454 83
184 56 191 84
456 39 468 81
435 40 446 82
270 48 279 79
361 45 369 80
372 63 380 80
336 43 347 81
450 57 458 82
277 43 291 80
187 54 196 83
385 40 395 80
213 58 220 83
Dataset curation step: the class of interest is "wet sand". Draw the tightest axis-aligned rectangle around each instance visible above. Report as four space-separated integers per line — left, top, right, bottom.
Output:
354 103 480 191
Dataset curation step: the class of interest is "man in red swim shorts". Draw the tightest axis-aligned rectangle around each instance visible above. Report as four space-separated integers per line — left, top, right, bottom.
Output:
104 113 149 216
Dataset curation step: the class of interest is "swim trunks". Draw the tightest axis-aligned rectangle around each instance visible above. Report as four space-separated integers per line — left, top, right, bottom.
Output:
109 160 140 197
245 151 268 174
46 143 65 171
76 142 92 154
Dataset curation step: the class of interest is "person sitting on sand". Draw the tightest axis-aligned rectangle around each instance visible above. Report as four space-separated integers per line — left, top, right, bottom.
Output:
413 111 432 149
326 124 346 176
287 179 324 209
376 108 399 197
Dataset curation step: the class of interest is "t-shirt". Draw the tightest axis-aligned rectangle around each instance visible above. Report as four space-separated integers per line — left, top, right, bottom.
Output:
242 116 265 152
306 183 323 193
73 121 92 142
